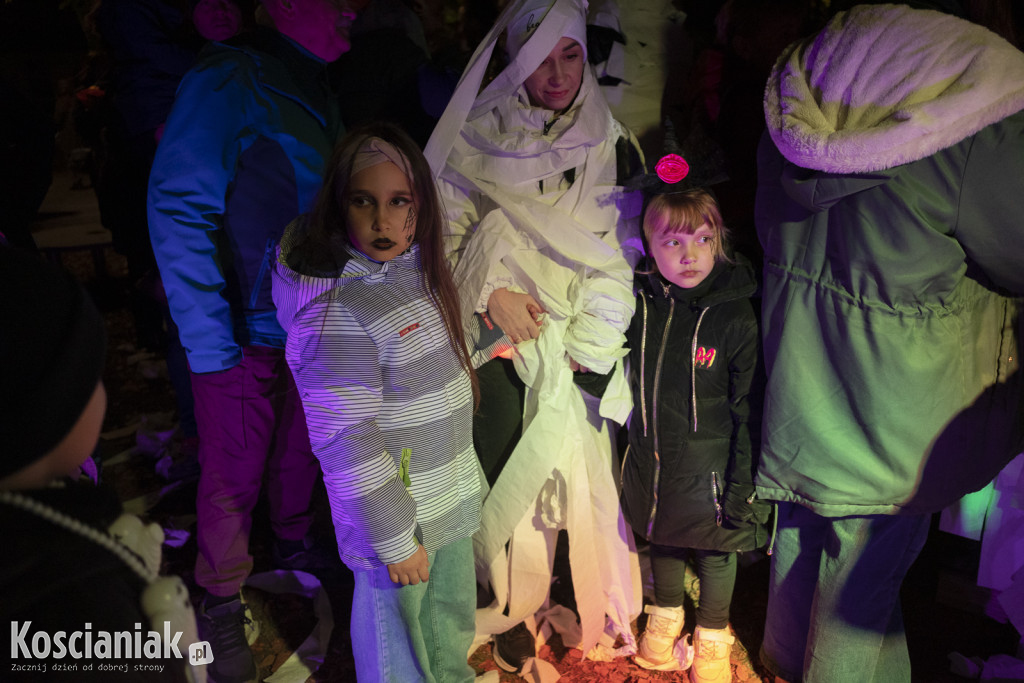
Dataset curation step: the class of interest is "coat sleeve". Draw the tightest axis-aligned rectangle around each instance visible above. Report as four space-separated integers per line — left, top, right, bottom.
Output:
438 167 517 312
286 295 420 566
726 304 762 485
147 58 250 373
563 262 634 373
956 111 1024 296
562 131 642 373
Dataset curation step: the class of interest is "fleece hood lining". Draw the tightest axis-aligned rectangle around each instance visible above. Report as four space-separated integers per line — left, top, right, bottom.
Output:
764 3 1024 174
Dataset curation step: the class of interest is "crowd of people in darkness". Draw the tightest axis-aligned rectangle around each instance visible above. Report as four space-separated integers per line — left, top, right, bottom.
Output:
1 1 1023 682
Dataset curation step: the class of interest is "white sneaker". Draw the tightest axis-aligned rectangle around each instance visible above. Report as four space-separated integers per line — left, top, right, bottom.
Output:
689 625 735 683
635 604 686 671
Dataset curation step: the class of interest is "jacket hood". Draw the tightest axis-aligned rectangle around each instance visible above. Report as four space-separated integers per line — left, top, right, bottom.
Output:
272 217 420 333
638 252 757 309
764 3 1024 174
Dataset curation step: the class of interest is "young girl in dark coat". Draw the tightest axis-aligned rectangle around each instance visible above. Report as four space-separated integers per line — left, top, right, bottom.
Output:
621 174 770 682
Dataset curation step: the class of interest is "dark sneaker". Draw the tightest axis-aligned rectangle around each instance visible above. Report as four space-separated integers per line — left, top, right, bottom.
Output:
492 622 535 673
198 597 258 683
271 536 337 571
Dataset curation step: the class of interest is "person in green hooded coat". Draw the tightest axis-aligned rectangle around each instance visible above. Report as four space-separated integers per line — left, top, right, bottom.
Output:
755 4 1024 682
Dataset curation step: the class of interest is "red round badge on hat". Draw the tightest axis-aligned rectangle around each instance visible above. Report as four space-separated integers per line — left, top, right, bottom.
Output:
655 154 689 184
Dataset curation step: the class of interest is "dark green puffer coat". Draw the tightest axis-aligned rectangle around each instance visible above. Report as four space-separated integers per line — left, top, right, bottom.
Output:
756 3 1024 517
621 256 768 551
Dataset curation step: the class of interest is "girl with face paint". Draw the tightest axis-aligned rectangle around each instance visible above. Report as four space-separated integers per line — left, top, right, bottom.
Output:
273 122 488 682
426 0 646 673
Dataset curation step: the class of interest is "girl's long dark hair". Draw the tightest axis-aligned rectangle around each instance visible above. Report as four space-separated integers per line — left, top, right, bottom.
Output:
289 122 479 405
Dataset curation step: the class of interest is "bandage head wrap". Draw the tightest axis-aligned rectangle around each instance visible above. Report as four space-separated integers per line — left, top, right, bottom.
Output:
506 0 588 63
423 0 594 174
0 248 106 476
349 136 414 182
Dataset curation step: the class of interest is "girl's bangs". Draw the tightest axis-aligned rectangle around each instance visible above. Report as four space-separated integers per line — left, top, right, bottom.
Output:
645 199 717 238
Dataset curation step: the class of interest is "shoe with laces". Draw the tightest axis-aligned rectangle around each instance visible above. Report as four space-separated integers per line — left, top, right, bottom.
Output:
198 596 258 683
492 622 535 673
241 599 259 646
636 604 686 671
689 625 735 683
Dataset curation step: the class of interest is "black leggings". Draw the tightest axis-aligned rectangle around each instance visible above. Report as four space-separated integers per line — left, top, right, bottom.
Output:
650 544 736 629
473 357 526 487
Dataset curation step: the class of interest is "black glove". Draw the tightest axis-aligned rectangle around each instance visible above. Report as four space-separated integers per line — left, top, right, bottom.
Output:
723 482 771 525
572 364 615 398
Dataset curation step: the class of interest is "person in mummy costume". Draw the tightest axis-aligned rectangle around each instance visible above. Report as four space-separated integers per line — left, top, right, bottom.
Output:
426 0 645 673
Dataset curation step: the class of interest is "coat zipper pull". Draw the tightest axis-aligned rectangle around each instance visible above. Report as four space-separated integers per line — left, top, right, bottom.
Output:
712 472 723 527
400 448 412 487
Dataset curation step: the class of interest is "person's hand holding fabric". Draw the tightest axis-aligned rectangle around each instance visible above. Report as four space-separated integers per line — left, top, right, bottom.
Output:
569 357 591 373
487 287 545 343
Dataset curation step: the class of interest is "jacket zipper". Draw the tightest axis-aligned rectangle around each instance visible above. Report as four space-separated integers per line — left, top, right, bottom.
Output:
767 503 778 556
645 290 675 539
712 471 723 527
249 238 277 309
690 307 709 433
640 297 649 436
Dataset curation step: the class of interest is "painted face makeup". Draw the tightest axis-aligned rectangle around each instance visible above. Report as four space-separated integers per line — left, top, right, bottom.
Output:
650 223 717 289
344 160 416 262
523 36 585 112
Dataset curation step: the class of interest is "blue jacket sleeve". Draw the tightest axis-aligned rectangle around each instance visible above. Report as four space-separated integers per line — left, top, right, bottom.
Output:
147 56 251 373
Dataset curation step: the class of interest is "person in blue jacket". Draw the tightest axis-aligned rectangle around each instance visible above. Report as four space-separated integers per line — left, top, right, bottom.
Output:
147 1 355 681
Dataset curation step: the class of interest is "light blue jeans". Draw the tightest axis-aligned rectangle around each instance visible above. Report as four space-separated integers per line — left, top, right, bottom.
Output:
351 536 476 683
759 502 930 683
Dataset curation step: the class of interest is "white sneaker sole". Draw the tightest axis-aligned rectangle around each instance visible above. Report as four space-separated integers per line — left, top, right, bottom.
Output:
635 652 683 671
492 648 530 673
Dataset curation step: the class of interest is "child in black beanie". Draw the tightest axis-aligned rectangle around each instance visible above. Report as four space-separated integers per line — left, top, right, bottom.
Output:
0 248 201 682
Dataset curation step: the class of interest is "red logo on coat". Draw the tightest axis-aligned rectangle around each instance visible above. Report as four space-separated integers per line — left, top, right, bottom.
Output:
695 346 717 368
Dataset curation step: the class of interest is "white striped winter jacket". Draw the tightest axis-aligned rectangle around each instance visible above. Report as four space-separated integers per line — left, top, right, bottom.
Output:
272 227 482 571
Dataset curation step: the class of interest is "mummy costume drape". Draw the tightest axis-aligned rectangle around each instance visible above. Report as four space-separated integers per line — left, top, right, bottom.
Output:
426 0 643 658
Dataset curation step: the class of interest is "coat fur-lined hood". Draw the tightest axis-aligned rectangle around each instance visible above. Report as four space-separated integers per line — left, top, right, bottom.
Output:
764 3 1024 174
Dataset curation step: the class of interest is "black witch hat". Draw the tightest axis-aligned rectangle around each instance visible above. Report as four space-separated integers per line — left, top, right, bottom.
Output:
627 119 728 195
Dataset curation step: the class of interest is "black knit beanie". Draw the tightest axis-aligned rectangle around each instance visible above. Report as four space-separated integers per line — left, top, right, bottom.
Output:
0 248 107 476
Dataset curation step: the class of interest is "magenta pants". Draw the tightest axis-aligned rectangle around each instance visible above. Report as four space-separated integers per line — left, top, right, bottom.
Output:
190 345 319 596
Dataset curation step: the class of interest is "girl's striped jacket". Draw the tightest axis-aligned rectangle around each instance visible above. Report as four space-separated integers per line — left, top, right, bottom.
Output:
273 223 483 571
